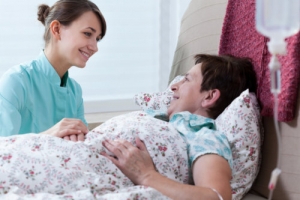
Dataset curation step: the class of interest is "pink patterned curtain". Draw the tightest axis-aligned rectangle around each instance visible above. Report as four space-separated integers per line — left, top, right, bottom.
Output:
219 0 300 121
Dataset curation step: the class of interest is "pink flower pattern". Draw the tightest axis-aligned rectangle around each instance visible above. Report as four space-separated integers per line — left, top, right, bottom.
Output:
216 90 262 200
0 112 188 199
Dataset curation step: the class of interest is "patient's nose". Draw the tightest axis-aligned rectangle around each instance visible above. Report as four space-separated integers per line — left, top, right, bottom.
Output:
171 83 178 91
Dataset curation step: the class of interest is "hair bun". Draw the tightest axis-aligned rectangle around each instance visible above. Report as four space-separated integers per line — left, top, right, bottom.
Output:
37 4 50 25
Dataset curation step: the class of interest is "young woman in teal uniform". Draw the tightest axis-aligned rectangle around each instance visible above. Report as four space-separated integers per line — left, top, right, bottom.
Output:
0 0 106 141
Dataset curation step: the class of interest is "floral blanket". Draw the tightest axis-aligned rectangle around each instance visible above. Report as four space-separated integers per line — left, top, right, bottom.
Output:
0 111 189 200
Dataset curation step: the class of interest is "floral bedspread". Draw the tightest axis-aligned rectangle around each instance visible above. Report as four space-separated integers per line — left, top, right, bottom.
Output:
0 111 189 199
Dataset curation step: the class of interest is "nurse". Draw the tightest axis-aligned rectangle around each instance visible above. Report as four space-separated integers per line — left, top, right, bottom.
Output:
0 0 106 141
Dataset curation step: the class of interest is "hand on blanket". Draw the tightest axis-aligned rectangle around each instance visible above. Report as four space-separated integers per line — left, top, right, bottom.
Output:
102 137 156 185
41 118 88 141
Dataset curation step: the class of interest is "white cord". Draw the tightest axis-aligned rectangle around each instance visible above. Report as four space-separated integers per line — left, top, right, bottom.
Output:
268 64 282 200
273 93 282 169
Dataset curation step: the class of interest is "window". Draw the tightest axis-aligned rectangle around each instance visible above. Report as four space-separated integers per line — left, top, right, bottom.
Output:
0 0 191 113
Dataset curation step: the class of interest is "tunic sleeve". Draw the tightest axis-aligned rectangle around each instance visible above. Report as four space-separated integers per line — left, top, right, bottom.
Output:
187 127 233 170
169 111 233 170
0 69 26 136
75 84 88 126
77 97 88 126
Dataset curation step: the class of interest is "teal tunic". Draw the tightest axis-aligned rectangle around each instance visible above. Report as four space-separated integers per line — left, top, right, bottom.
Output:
0 51 87 136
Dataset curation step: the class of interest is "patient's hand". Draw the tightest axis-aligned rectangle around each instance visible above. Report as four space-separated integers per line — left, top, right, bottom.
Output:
41 118 88 141
101 138 156 185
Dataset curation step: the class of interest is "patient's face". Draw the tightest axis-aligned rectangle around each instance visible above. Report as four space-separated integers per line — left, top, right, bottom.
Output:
168 64 206 118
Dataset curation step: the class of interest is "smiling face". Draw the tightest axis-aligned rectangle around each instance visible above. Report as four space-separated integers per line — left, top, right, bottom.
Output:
167 63 209 118
58 11 102 69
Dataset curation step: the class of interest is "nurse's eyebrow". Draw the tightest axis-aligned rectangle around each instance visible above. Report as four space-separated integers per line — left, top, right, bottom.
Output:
87 27 102 38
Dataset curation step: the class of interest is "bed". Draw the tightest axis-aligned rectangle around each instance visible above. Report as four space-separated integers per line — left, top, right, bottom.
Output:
0 76 262 200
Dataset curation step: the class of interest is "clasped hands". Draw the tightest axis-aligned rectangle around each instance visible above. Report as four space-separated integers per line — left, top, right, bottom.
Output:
41 118 89 141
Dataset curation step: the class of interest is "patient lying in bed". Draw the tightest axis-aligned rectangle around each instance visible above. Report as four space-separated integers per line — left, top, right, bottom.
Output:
0 54 261 200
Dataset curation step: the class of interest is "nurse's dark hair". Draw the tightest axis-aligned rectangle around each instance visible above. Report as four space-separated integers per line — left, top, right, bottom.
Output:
194 54 257 119
37 0 106 45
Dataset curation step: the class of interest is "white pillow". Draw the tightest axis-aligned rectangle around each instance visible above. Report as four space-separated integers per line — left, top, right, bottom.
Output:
134 78 262 200
215 89 262 200
134 75 183 117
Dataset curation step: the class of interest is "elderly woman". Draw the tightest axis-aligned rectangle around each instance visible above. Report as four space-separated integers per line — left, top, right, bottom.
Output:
102 54 257 200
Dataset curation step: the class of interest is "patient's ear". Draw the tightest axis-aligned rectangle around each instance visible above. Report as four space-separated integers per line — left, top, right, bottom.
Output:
201 89 220 108
49 20 61 40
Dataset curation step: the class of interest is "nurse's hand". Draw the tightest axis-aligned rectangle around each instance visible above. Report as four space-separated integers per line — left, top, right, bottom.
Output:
62 133 85 142
41 118 89 141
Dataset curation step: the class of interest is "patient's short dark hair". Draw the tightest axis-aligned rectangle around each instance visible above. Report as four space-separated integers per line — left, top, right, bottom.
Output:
194 54 257 119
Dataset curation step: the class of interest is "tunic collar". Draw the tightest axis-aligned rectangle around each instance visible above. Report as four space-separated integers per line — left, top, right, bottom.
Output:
35 51 69 87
